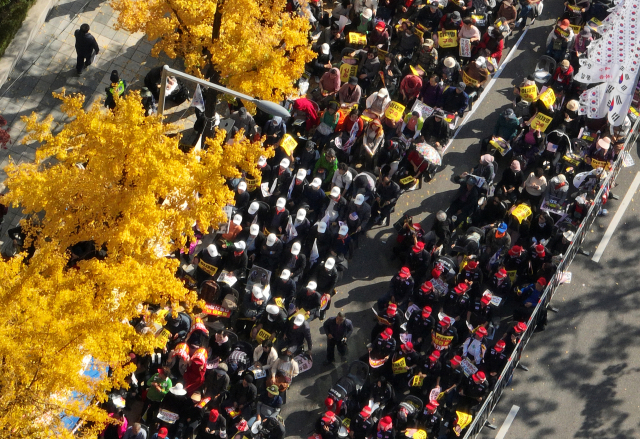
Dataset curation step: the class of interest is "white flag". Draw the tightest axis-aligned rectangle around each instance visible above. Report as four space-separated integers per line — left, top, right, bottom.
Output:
284 217 297 243
191 84 205 112
310 238 319 264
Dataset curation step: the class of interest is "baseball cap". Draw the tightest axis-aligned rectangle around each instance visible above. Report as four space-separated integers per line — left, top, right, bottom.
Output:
494 340 506 352
296 168 306 180
291 242 301 255
355 194 365 205
325 257 336 270
381 327 393 339
293 314 305 326
497 222 508 233
472 371 486 382
280 269 291 280
310 178 322 188
495 268 507 279
454 283 469 294
233 214 242 225
413 241 425 252
280 158 290 168
238 181 247 191
481 294 492 305
421 281 433 292
399 267 411 278
266 233 277 246
514 321 527 333
537 277 548 286
422 306 432 317
451 355 462 365
250 224 260 236
330 186 341 198
386 303 398 316
360 406 373 418
307 281 317 290
339 224 349 235
476 326 488 337
157 427 168 439
276 197 286 209
248 202 260 214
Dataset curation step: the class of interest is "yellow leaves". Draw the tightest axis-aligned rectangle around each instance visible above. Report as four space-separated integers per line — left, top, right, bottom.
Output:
111 0 316 104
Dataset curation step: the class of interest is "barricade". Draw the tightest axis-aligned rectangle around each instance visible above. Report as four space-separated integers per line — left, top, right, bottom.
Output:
462 116 640 438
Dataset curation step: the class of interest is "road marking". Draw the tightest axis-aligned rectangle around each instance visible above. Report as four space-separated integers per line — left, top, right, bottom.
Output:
592 171 640 263
443 26 530 152
495 405 520 439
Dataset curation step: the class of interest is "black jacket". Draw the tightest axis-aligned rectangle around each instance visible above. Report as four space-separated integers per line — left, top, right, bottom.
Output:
74 29 99 56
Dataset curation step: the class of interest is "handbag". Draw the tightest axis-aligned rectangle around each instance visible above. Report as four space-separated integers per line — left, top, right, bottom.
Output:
316 122 334 136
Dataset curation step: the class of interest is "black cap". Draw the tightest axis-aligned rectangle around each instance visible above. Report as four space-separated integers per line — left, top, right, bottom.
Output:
110 70 120 83
348 76 358 85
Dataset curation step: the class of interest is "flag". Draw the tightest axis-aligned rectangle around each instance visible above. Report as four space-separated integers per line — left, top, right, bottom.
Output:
284 217 297 243
310 239 319 264
191 84 205 112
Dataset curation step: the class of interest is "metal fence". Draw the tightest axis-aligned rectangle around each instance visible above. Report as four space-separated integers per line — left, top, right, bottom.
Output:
462 116 640 438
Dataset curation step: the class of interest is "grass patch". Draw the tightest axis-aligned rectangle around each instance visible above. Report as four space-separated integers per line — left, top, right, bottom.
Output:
0 0 39 58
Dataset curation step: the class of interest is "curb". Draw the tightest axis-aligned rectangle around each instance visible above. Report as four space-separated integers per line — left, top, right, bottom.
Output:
0 0 58 88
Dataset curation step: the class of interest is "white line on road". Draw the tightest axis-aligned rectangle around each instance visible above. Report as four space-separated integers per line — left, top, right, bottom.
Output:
592 171 640 263
443 26 530 153
495 405 520 439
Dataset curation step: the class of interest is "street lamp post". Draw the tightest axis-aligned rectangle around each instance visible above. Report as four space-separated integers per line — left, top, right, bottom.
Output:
157 65 291 119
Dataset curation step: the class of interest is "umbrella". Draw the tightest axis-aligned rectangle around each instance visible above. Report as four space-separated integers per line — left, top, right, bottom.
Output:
414 143 442 166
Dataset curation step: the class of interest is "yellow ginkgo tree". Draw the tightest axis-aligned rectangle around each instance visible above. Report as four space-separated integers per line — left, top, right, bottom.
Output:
0 91 272 437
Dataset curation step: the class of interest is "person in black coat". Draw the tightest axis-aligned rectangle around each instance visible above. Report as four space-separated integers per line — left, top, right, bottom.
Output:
234 182 251 213
279 242 307 281
222 241 248 278
74 24 99 74
266 198 290 235
448 177 480 228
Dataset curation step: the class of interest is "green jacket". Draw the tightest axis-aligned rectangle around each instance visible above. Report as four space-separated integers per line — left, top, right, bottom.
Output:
146 373 172 402
313 152 338 185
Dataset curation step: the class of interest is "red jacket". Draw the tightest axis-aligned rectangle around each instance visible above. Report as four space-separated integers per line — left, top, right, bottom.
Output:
476 33 504 62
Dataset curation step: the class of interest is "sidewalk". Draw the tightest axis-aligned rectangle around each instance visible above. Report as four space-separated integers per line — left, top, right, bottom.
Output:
0 0 183 235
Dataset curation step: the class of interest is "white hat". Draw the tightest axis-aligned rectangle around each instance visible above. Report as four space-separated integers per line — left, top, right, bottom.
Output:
321 43 330 55
444 57 456 68
310 178 322 188
296 169 307 180
257 156 267 167
339 224 349 235
307 281 317 290
563 230 575 241
276 197 286 209
169 383 187 395
436 211 447 222
355 194 365 205
233 214 243 225
253 285 265 300
557 174 567 184
235 241 246 251
248 202 260 214
266 304 280 315
238 181 247 191
597 137 610 150
250 224 260 236
266 233 277 246
362 7 373 19
378 88 389 98
325 257 336 270
280 269 291 280
330 186 341 198
293 314 305 326
207 244 218 258
317 222 327 233
280 158 290 168
291 242 302 255
296 208 307 221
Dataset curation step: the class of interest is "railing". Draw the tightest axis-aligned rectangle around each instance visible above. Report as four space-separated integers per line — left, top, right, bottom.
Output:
462 116 640 438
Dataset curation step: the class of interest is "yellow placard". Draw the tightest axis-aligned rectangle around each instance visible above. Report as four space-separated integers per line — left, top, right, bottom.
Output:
275 297 285 309
530 113 553 132
437 391 446 401
629 106 639 116
245 174 261 192
198 259 218 276
489 137 509 155
520 84 538 103
378 48 388 61
156 328 171 347
454 412 473 436
384 101 406 122
342 418 351 429
568 4 581 11
462 71 479 87
348 32 367 45
570 24 582 34
590 158 610 171
415 24 426 39
413 430 427 439
432 332 454 348
538 88 556 109
507 270 517 284
411 375 424 387
392 357 408 374
340 63 358 83
511 204 532 223
280 134 298 156
256 328 272 344
400 175 416 185
438 30 458 48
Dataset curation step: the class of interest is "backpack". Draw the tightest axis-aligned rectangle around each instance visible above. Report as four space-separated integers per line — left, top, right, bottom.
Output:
169 79 190 105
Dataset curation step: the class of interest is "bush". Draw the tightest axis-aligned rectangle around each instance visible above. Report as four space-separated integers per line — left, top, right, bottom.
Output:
0 0 38 58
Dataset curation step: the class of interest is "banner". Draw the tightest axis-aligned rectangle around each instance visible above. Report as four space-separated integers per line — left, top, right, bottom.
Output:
454 412 473 436
280 133 298 155
410 375 424 387
384 101 406 121
462 70 479 87
432 332 454 349
530 112 553 132
411 99 434 119
459 38 471 57
392 357 408 374
511 203 532 223
348 32 367 45
204 304 232 318
538 87 556 109
520 84 538 103
340 63 358 83
438 30 458 48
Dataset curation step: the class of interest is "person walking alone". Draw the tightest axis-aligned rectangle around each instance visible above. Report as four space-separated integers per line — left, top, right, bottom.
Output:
74 23 99 75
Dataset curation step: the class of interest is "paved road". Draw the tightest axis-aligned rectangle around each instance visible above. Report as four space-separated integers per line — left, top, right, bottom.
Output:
478 151 640 439
280 1 570 437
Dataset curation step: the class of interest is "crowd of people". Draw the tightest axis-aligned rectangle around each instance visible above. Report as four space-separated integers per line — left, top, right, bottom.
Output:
54 0 637 438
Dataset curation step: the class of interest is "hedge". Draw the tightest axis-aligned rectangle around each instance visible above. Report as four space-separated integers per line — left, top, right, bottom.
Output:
0 0 39 58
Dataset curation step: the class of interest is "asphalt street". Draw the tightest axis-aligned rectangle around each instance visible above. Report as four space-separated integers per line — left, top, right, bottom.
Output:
280 0 574 436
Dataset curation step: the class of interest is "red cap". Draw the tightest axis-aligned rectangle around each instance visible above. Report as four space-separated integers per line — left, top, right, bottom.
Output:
535 244 545 255
472 371 486 382
476 326 488 337
379 416 393 430
428 354 438 362
514 322 527 333
559 18 571 29
322 411 336 424
537 277 548 286
209 409 219 422
324 397 334 409
376 21 386 31
440 316 454 327
381 327 393 339
431 268 442 278
495 340 506 352
399 267 411 278
157 368 165 375
495 268 508 279
454 283 469 294
466 260 478 269
402 341 414 351
422 306 432 317
386 303 398 316
360 406 372 418
451 355 463 365
413 241 425 252
421 281 433 292
426 400 439 410
431 350 441 359
157 427 168 439
508 245 523 256
481 295 492 305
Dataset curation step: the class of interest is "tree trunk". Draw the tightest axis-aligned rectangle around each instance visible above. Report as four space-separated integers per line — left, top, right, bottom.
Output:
202 1 225 146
